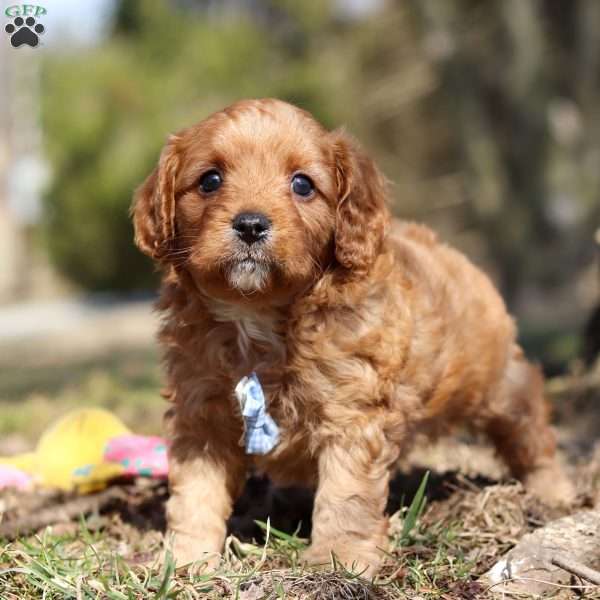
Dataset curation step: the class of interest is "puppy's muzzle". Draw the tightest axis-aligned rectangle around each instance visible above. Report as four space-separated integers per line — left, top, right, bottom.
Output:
232 212 271 245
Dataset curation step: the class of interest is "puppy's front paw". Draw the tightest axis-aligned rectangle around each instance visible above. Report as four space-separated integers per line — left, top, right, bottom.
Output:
164 532 222 572
301 543 382 579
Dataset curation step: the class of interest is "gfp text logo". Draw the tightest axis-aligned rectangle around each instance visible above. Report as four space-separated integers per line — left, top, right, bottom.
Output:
4 5 47 48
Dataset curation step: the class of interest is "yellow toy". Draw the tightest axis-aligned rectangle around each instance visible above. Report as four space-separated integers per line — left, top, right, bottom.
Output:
0 408 130 493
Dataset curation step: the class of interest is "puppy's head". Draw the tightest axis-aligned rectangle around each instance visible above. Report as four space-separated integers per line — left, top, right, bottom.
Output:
132 99 389 304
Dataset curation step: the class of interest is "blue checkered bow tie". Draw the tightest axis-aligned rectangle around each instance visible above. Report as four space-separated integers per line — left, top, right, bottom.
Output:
235 372 280 455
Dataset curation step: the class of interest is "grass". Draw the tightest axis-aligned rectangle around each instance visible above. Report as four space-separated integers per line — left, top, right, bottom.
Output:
0 443 558 596
0 472 498 600
1 347 595 599
1 459 590 600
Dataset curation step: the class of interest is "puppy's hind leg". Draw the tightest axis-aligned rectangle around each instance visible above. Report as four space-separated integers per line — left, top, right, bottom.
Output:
482 347 574 506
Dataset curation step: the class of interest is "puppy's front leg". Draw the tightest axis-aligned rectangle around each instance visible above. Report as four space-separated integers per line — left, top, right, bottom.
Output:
166 432 246 569
303 437 396 577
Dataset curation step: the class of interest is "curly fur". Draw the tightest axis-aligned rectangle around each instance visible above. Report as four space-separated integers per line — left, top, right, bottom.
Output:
131 98 573 575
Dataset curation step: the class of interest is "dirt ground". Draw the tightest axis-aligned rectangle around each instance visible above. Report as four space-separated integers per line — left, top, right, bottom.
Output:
1 300 599 598
1 385 600 598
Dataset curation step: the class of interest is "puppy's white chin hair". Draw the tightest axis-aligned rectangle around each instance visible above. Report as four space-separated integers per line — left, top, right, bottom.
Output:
227 260 270 292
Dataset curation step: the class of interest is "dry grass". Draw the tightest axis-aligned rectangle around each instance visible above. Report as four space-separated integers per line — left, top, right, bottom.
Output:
2 356 600 598
2 462 596 599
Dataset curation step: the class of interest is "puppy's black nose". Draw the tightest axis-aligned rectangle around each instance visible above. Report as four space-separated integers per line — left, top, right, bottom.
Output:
232 212 271 245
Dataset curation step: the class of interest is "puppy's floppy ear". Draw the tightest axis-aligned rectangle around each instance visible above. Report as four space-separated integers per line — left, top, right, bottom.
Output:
331 130 390 275
131 137 180 261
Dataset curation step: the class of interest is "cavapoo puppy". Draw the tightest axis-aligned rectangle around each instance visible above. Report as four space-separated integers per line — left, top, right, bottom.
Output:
132 98 573 575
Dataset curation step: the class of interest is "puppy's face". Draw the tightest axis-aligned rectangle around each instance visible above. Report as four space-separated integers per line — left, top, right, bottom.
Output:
133 99 389 305
170 101 337 302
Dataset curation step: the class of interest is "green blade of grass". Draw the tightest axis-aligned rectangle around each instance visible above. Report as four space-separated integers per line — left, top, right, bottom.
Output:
401 470 429 542
254 521 307 549
154 551 175 599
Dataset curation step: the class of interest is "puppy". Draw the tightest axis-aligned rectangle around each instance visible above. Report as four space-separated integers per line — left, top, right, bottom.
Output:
132 98 573 575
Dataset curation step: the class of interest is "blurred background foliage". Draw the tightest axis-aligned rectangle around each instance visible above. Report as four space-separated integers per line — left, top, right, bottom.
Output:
40 0 600 368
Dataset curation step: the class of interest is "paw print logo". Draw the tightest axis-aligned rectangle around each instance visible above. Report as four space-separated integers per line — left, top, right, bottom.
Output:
5 16 45 48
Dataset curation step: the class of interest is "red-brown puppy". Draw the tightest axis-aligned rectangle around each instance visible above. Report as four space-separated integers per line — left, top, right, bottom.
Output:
132 98 573 575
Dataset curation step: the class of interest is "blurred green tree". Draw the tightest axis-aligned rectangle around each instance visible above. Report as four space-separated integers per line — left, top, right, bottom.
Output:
41 0 342 291
41 0 599 370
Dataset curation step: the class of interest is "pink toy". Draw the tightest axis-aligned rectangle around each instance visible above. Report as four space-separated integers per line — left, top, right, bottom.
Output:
103 434 168 478
0 464 33 490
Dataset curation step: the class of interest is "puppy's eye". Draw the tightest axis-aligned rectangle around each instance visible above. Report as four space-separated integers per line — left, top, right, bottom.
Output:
198 170 222 194
291 173 314 198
